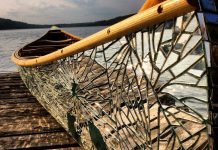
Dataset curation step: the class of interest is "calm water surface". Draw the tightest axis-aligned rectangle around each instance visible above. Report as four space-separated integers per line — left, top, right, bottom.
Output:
0 26 106 72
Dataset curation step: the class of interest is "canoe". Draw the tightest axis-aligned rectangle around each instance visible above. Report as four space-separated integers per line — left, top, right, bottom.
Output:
12 0 218 149
14 26 80 59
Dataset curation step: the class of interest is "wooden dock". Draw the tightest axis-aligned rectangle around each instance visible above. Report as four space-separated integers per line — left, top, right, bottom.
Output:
0 72 82 149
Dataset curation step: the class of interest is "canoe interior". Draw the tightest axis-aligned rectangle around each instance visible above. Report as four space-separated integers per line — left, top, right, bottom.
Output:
17 29 79 58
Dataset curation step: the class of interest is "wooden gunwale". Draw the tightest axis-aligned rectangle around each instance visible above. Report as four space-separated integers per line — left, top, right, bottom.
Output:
138 0 165 13
12 0 196 67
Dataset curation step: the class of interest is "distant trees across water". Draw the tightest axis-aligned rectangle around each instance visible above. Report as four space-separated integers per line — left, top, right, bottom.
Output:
0 14 133 30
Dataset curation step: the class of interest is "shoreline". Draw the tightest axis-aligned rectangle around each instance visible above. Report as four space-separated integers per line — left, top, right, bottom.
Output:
0 25 109 31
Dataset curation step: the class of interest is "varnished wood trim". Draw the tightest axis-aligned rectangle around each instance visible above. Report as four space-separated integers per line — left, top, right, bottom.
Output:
138 0 165 13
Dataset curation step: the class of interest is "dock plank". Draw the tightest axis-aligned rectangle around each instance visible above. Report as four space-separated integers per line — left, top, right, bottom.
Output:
0 132 79 149
0 116 63 137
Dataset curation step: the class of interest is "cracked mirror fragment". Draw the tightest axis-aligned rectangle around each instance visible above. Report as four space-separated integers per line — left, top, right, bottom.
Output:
20 12 209 149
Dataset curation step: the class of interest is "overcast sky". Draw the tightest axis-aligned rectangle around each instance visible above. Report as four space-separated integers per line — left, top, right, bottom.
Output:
0 0 145 24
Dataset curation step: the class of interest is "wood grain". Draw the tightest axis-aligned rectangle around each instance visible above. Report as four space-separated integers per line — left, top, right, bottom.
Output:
0 72 82 149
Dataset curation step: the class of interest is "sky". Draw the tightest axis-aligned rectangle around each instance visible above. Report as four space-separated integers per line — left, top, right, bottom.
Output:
0 0 145 24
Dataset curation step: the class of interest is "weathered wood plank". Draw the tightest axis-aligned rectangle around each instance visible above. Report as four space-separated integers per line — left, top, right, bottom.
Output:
0 81 26 87
0 89 30 94
0 116 63 137
0 132 80 149
0 102 50 117
0 98 37 104
0 93 34 99
0 72 20 78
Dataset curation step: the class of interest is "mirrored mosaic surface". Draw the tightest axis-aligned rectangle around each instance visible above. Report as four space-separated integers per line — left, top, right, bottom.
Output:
20 12 210 149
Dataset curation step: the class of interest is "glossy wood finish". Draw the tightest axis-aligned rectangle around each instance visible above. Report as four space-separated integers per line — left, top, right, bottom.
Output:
138 0 165 13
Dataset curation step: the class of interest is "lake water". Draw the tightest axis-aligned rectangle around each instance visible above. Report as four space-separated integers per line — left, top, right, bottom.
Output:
0 26 106 72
